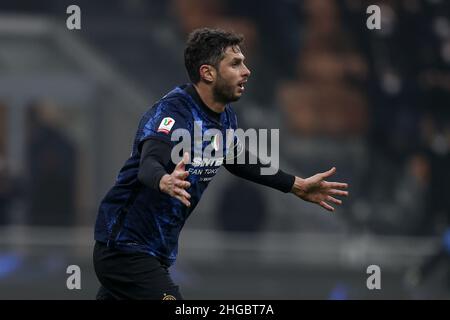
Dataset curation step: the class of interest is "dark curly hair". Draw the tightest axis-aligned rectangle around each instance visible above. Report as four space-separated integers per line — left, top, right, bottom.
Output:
184 28 244 83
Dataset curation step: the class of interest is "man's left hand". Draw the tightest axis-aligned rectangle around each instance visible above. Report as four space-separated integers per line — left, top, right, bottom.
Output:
291 167 348 212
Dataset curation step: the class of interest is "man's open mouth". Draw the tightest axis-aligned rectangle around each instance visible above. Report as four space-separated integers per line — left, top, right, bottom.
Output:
238 80 247 90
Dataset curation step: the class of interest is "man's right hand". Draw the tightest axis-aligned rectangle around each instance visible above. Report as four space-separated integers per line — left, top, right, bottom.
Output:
159 152 191 207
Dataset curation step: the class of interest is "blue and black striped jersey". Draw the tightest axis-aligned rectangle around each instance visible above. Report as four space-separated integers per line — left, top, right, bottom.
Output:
94 84 238 266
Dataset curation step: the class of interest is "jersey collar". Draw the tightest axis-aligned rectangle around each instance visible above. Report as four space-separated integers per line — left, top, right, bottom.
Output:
184 83 224 125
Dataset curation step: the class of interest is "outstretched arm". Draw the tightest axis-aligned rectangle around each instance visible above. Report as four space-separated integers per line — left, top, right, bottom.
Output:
223 157 295 193
224 145 348 212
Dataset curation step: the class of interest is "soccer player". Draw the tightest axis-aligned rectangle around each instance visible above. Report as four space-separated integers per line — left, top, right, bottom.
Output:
93 28 349 300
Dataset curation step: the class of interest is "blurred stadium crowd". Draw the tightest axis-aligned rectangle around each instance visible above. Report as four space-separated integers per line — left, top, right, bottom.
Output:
0 0 449 299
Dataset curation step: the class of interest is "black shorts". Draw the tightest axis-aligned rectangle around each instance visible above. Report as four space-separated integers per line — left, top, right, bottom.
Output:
93 241 183 300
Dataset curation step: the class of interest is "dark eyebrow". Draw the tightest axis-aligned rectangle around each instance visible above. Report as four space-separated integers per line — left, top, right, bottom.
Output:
231 57 244 64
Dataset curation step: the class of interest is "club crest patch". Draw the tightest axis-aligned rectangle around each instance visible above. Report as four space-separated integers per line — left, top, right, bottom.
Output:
157 117 175 134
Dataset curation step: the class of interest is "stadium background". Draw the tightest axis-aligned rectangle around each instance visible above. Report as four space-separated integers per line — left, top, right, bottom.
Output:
0 0 449 299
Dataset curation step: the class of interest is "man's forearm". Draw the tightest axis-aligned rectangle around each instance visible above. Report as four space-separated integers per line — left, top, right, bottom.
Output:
138 162 167 191
138 138 172 191
223 150 295 193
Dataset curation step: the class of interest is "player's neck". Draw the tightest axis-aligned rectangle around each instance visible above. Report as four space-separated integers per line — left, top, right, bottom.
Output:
193 83 226 113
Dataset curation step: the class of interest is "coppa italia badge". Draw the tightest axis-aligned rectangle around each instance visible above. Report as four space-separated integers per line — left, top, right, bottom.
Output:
157 117 175 134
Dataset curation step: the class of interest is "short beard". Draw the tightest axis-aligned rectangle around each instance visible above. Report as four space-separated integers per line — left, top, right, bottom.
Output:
212 74 240 104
